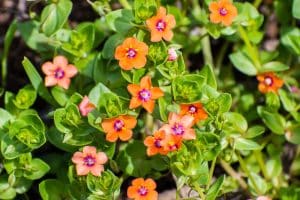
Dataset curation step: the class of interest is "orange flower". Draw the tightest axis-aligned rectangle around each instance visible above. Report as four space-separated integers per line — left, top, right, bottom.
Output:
160 112 196 140
71 146 108 176
163 134 182 152
42 55 78 89
101 115 137 142
114 37 149 70
127 76 164 113
209 0 238 26
144 130 169 156
257 72 284 94
127 178 158 200
78 96 96 116
180 103 208 124
146 7 176 42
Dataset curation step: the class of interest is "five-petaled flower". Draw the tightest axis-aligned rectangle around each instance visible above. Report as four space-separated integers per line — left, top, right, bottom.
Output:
71 146 108 176
78 96 96 117
146 6 176 42
180 103 208 124
144 130 169 156
167 48 178 61
115 37 149 70
127 75 164 113
42 55 78 89
209 0 238 26
256 72 284 94
101 115 137 142
160 112 196 140
127 178 158 200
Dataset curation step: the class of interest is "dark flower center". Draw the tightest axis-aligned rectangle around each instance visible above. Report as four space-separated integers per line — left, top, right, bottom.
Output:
84 155 96 167
172 123 185 135
138 89 151 102
138 186 148 196
168 141 179 151
219 7 228 16
156 20 166 31
154 139 162 148
54 68 65 79
264 76 273 86
188 105 197 114
127 48 137 58
114 120 124 131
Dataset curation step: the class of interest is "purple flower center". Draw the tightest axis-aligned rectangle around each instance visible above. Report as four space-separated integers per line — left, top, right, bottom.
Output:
114 120 124 132
138 186 148 196
172 123 185 135
264 76 273 86
127 48 137 58
138 89 151 102
156 20 166 31
154 139 162 148
54 68 65 79
84 155 96 167
188 105 197 114
219 7 228 16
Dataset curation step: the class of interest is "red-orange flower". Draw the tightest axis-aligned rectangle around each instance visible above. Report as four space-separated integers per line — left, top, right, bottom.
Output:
180 103 208 124
209 0 238 26
127 76 164 113
127 178 158 200
256 72 284 94
163 134 182 152
146 7 176 42
71 146 108 176
42 55 78 89
160 112 196 140
144 130 169 156
114 37 149 70
101 115 137 142
78 96 96 116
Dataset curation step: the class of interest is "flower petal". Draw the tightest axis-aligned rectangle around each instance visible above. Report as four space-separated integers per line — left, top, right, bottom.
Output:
127 84 141 96
129 97 142 109
101 118 116 133
42 62 56 75
83 146 97 155
106 132 119 142
90 165 104 176
142 100 155 113
76 163 90 176
127 186 139 199
140 76 152 89
168 112 179 125
53 55 68 67
181 115 195 128
57 78 71 89
132 178 145 186
119 129 132 141
45 76 58 87
145 178 156 190
183 129 196 140
122 115 137 129
72 152 84 164
150 87 164 99
96 152 108 164
162 30 174 41
65 64 78 78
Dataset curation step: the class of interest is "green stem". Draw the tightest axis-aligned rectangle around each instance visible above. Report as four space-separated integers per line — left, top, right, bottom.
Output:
219 159 248 190
201 29 214 68
237 152 261 194
253 0 263 8
119 0 132 9
215 41 229 76
254 150 268 179
206 158 217 190
238 25 261 70
193 183 206 200
176 189 180 200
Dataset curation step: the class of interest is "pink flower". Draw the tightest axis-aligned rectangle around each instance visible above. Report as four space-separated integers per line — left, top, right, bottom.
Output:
168 48 178 61
42 55 78 89
160 112 196 140
256 196 272 200
71 146 108 176
79 96 96 116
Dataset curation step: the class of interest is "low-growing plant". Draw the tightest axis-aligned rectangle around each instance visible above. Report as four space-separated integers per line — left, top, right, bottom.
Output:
1 0 300 199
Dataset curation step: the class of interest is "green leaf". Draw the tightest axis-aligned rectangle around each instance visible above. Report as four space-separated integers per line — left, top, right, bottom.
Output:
216 93 232 114
229 51 257 76
279 89 296 112
40 0 73 36
102 34 124 59
257 106 286 134
266 157 282 178
286 124 300 145
281 27 300 55
13 85 37 109
23 159 50 180
105 9 134 33
248 172 268 195
235 138 261 150
22 57 58 106
260 61 289 73
51 86 69 106
206 175 225 200
199 64 217 89
223 112 248 133
88 83 111 106
46 127 77 152
0 108 12 127
293 0 300 19
134 0 157 22
245 126 265 138
39 179 69 200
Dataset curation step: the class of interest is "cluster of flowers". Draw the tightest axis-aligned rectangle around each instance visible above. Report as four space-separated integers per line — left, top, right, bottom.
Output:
39 1 280 199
